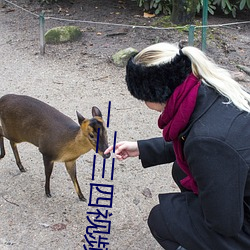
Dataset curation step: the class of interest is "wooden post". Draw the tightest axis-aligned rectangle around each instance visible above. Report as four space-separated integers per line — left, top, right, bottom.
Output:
39 11 45 55
188 25 195 46
202 0 208 51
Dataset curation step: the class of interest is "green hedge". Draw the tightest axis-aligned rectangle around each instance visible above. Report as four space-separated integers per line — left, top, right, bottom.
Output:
136 0 250 18
38 0 250 18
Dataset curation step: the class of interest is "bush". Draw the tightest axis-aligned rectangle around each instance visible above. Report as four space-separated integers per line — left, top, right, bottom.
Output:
136 0 250 18
212 0 250 17
135 0 172 15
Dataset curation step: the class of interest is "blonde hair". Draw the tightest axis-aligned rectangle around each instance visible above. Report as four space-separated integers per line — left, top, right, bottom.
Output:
134 42 250 113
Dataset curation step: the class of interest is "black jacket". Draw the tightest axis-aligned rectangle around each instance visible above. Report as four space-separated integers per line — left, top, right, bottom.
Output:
138 84 250 249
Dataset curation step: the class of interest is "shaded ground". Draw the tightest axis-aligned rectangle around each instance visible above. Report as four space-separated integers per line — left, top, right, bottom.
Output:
0 0 249 249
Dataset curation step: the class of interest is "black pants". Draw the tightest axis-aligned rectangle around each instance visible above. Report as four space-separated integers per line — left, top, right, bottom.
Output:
148 162 188 250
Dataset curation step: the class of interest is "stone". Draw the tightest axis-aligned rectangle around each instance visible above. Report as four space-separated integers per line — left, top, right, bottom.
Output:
44 26 82 44
237 65 250 76
0 0 6 8
133 197 140 205
112 47 138 67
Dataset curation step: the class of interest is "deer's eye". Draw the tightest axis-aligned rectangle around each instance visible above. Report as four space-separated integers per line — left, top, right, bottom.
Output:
89 133 94 139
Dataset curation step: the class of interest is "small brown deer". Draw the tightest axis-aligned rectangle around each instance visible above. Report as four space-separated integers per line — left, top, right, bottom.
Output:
0 94 111 201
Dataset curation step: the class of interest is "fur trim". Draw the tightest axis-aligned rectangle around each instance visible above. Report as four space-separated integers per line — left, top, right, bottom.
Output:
125 53 192 103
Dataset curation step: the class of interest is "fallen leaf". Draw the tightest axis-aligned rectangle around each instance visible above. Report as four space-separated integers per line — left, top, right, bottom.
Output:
142 187 152 198
143 12 155 18
51 223 67 231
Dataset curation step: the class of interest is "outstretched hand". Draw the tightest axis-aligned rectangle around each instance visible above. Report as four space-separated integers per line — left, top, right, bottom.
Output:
104 141 139 160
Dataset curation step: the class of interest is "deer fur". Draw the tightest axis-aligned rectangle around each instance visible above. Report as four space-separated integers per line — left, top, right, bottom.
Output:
0 94 110 201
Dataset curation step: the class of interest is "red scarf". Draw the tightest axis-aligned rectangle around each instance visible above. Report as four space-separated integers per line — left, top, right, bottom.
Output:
158 73 200 194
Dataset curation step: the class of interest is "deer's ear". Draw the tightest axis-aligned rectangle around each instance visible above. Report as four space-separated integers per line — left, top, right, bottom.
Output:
92 106 102 118
76 111 85 125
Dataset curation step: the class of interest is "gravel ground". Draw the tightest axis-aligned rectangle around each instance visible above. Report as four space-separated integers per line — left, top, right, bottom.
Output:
0 1 249 249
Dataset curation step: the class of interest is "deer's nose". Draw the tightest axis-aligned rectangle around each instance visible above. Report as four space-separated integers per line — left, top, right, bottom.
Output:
103 152 111 159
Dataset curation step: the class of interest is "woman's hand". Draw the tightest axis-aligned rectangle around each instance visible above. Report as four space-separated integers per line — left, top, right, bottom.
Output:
104 141 139 160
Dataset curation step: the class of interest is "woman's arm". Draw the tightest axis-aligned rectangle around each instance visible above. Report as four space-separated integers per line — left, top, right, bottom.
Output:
138 137 175 168
104 137 175 168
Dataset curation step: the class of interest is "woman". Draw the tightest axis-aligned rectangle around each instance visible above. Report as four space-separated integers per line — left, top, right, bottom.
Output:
105 42 250 250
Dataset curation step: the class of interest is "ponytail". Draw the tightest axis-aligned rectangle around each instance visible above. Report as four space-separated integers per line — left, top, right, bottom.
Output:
133 42 250 112
182 46 250 112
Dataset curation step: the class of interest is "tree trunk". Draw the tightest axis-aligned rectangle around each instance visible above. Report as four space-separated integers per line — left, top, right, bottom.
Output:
171 0 198 25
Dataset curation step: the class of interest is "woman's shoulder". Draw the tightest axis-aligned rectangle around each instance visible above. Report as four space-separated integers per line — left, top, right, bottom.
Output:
185 84 250 147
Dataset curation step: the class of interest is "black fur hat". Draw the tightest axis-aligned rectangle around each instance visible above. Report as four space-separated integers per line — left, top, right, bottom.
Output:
125 52 192 103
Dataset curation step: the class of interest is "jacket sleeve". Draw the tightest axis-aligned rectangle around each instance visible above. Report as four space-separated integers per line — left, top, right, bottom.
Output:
185 136 249 237
137 137 176 168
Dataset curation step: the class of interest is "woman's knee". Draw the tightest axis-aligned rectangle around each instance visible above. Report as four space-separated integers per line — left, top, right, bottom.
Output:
148 205 179 249
148 204 161 232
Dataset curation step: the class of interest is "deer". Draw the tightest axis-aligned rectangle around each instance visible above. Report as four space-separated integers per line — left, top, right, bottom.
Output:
0 94 111 201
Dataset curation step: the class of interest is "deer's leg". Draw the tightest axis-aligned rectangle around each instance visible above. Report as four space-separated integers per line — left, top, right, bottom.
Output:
43 155 54 198
10 141 25 172
65 161 86 202
0 127 5 159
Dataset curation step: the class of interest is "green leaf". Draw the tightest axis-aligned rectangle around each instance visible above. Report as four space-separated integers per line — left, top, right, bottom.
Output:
144 2 150 10
213 0 221 5
239 0 246 9
222 0 226 9
247 0 250 8
197 2 201 12
225 0 232 10
208 8 215 14
150 0 154 9
232 7 236 17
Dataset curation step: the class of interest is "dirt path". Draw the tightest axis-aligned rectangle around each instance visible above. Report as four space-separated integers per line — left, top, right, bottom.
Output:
0 1 249 249
0 3 174 250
